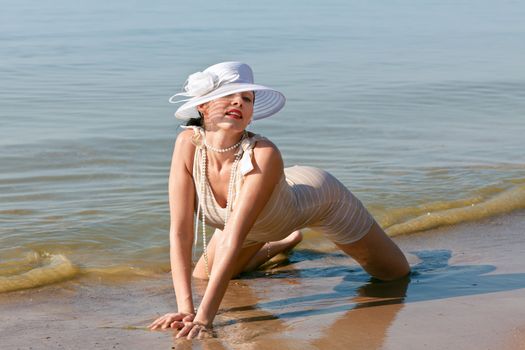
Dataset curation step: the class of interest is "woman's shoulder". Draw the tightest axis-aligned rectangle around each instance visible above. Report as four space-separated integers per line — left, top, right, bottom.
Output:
177 127 196 140
178 125 201 138
248 134 283 170
175 127 199 149
248 132 276 148
171 128 198 170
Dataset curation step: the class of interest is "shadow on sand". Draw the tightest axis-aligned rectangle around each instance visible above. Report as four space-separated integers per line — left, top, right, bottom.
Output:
230 249 525 320
170 249 525 349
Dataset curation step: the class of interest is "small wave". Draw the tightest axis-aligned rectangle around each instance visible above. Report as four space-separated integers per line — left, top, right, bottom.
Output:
0 248 170 293
0 253 79 293
382 185 525 236
77 210 105 215
82 265 164 279
0 209 36 215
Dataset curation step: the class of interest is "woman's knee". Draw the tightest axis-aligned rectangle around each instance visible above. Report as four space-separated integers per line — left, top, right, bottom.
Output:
192 256 211 280
336 222 410 281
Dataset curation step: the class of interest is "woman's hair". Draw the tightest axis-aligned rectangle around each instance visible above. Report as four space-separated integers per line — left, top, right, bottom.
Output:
186 111 204 127
185 117 203 127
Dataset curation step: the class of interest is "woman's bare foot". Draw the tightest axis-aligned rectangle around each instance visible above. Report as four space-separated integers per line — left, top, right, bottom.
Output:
243 230 303 272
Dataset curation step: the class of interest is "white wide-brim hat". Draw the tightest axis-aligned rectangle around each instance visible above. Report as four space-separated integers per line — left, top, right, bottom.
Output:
169 62 286 121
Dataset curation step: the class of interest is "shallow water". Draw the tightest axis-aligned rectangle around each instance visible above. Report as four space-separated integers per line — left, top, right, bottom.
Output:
1 0 524 291
3 212 524 349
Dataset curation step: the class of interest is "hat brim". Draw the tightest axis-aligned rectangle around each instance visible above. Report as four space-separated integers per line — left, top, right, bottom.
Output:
172 83 285 121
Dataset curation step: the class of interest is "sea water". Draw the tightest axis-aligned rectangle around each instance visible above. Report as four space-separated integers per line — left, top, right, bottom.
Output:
1 0 524 292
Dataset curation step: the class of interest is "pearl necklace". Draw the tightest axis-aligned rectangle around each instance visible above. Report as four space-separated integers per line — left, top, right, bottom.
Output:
199 136 244 278
204 135 244 153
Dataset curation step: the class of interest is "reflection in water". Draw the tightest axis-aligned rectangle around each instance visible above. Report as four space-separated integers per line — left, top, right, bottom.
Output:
167 249 525 349
170 335 228 350
309 276 410 349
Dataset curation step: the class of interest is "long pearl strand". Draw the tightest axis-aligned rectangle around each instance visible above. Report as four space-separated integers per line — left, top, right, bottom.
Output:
199 137 244 278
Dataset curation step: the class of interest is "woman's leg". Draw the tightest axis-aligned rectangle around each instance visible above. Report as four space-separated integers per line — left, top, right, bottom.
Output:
192 229 264 279
193 229 303 279
243 230 303 272
336 222 410 281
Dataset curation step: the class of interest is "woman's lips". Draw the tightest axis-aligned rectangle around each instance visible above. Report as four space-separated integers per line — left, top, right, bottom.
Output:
225 109 242 119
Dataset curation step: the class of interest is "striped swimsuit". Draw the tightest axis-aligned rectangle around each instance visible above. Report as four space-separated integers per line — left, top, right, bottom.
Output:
187 126 375 247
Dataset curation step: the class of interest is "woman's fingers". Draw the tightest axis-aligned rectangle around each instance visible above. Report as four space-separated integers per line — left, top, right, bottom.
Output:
171 314 194 329
151 316 171 330
148 315 168 330
182 314 195 322
169 320 184 329
173 314 195 330
175 323 193 339
148 313 192 330
187 325 202 339
150 316 213 339
161 318 173 329
174 322 212 340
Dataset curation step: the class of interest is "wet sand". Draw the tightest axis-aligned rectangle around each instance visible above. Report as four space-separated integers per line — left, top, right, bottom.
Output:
1 210 525 350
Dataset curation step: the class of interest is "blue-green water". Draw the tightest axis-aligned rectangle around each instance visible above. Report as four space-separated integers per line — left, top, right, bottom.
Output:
1 0 524 291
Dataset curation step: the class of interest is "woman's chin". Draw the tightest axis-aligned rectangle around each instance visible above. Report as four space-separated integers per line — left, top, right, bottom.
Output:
215 120 248 132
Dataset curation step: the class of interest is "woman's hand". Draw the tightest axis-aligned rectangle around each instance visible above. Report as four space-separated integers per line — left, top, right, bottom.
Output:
175 321 213 339
148 312 195 330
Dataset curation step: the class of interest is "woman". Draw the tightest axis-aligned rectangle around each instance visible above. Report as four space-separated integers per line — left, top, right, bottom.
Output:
148 62 410 339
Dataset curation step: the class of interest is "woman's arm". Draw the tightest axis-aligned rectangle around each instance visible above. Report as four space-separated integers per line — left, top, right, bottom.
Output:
169 131 198 314
149 130 197 330
178 140 284 337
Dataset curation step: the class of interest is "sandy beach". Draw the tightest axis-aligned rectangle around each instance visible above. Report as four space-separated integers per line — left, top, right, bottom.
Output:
1 210 525 350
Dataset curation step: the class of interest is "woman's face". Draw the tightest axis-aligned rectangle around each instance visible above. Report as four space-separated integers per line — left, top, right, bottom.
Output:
197 91 254 132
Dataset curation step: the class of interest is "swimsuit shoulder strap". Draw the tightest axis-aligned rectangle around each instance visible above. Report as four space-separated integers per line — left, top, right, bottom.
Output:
180 125 205 149
237 133 267 176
